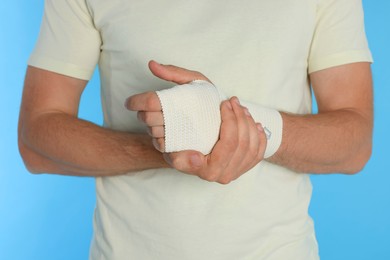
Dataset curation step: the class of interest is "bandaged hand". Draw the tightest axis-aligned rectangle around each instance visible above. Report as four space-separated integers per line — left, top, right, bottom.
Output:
153 79 283 158
155 80 226 154
126 60 282 183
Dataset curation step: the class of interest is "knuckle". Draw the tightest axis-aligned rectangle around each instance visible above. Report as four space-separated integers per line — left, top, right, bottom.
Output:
211 153 229 169
201 172 220 182
170 153 194 172
169 155 182 169
238 137 250 150
218 177 232 185
225 138 238 151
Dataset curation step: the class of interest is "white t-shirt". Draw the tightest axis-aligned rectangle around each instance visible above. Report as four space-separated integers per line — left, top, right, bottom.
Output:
29 0 372 259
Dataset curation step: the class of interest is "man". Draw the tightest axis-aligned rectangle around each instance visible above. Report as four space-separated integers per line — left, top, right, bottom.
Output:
18 0 373 259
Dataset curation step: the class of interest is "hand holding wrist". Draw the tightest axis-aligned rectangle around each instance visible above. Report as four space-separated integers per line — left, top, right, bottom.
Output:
156 80 283 158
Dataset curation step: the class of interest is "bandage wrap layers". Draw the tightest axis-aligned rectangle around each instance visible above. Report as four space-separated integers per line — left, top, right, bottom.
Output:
241 102 283 158
156 80 226 155
156 80 283 158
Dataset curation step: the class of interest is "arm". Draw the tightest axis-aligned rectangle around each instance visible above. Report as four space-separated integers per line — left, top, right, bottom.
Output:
18 66 169 176
270 62 373 174
129 61 373 182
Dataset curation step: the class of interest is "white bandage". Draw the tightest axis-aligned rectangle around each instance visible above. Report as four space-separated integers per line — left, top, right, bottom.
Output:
156 80 226 155
156 80 283 158
241 101 283 158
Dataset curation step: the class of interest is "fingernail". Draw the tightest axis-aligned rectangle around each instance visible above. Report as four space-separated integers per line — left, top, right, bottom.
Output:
124 98 130 108
234 97 240 105
257 124 264 132
152 138 160 150
190 154 203 167
163 153 172 165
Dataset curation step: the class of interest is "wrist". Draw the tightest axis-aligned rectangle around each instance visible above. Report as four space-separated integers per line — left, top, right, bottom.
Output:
241 102 283 158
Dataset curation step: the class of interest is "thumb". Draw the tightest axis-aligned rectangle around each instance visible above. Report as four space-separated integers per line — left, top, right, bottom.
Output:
163 150 206 175
148 60 210 85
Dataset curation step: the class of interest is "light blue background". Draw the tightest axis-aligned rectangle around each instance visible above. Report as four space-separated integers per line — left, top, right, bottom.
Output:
1 1 389 259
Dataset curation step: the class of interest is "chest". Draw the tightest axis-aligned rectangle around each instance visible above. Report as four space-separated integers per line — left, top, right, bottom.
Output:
90 0 316 110
90 0 316 61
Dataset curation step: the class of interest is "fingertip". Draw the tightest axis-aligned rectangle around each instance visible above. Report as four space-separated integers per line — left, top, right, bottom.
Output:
148 60 163 77
221 100 233 110
230 96 240 105
148 60 159 67
125 96 133 110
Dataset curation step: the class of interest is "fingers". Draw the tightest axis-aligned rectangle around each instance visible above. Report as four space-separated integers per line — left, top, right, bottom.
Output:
224 97 252 177
137 111 164 126
147 126 165 138
202 97 265 184
148 60 211 85
152 138 165 152
160 97 266 185
228 99 266 181
126 91 161 111
160 99 240 182
207 99 238 171
139 113 165 151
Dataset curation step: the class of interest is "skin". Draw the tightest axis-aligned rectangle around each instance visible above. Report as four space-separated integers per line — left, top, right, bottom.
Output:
18 60 373 184
129 61 374 177
18 66 168 176
127 61 267 184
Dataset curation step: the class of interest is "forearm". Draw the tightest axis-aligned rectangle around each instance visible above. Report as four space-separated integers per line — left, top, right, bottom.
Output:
19 112 169 176
268 109 372 174
147 82 371 175
129 62 373 176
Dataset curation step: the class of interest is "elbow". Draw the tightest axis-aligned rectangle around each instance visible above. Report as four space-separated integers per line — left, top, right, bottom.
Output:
341 142 372 175
18 135 46 175
24 165 44 175
19 145 44 174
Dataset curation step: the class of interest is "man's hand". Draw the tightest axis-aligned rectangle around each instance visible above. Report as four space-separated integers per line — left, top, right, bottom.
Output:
126 61 267 184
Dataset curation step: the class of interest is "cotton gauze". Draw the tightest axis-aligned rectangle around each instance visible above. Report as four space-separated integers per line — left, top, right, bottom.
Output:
156 80 226 155
155 80 283 158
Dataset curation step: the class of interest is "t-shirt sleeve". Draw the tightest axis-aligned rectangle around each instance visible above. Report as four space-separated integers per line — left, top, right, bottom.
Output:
28 0 101 80
308 0 373 74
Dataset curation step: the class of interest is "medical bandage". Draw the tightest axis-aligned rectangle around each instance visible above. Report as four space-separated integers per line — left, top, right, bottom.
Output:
156 80 282 158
